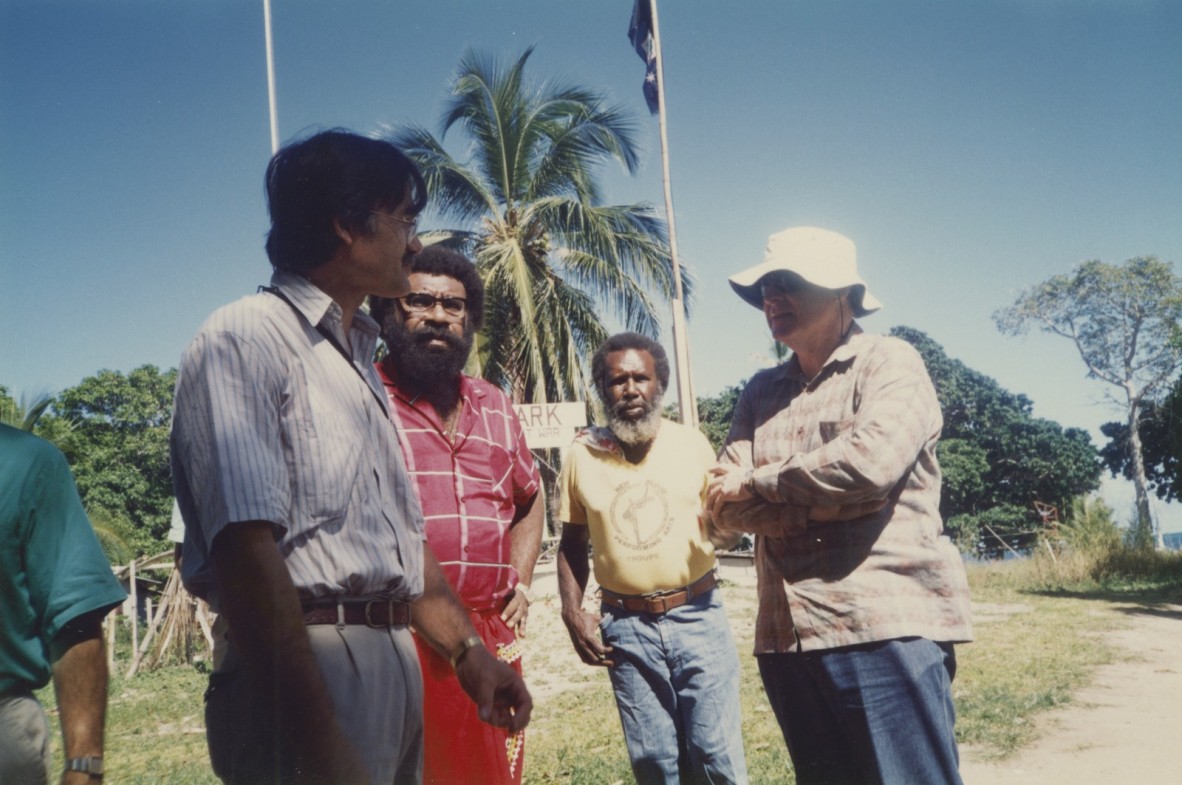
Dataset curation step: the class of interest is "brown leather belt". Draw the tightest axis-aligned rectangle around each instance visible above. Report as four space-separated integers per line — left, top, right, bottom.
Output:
301 598 411 628
600 570 718 615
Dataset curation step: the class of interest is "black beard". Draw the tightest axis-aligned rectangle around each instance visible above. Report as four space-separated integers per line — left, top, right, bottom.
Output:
607 394 663 447
384 319 473 411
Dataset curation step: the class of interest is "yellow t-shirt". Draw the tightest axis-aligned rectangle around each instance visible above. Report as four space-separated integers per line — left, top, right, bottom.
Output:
558 419 718 595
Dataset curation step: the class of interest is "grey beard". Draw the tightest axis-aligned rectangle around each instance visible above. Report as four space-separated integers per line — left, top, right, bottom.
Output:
607 396 663 447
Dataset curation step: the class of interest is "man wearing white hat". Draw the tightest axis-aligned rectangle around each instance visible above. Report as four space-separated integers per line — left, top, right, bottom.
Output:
706 226 973 785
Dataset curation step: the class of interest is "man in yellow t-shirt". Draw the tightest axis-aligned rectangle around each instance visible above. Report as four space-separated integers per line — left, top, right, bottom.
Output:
557 333 749 785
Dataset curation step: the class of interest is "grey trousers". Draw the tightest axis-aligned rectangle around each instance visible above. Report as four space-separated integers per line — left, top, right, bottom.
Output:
0 691 52 785
205 624 424 785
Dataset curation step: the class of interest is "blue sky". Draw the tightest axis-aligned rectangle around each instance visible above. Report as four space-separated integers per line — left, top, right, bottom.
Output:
2 1 1180 528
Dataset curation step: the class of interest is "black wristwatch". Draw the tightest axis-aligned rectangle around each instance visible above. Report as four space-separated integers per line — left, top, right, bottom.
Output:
65 756 104 778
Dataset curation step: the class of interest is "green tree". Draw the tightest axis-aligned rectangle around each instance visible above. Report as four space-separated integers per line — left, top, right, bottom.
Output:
892 326 1101 554
1100 376 1182 505
45 366 177 557
387 47 686 403
695 384 742 453
995 257 1182 548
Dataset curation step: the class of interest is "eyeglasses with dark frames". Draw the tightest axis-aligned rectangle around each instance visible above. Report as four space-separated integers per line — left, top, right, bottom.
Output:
399 293 467 317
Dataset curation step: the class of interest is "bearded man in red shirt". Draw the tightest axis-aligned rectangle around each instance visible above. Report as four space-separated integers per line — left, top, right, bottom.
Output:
371 245 543 785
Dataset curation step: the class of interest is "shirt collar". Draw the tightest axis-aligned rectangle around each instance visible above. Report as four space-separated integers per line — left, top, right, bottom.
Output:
573 425 625 457
268 269 380 338
773 322 866 384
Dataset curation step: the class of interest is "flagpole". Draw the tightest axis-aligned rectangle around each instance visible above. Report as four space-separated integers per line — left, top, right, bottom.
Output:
648 0 698 428
263 0 280 154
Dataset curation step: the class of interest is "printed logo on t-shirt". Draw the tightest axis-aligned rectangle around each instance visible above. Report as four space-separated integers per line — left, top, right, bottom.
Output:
608 479 673 552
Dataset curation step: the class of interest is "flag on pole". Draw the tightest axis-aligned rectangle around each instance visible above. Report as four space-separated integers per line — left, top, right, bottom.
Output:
628 0 659 114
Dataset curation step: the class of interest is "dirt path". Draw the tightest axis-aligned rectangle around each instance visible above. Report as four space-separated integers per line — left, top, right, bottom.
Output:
959 603 1182 785
527 567 1182 784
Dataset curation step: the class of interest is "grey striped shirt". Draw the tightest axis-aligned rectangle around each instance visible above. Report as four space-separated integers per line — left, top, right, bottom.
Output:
171 270 424 605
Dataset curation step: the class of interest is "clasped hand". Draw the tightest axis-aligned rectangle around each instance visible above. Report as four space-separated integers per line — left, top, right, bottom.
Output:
706 464 752 520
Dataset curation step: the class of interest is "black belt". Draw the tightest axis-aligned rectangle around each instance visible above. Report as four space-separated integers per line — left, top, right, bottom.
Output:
300 598 411 628
600 570 718 615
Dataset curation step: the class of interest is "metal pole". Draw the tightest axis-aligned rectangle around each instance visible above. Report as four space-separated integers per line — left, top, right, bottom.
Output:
264 0 280 154
648 0 698 427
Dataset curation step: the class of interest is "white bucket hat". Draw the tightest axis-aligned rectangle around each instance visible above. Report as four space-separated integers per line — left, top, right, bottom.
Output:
728 226 882 317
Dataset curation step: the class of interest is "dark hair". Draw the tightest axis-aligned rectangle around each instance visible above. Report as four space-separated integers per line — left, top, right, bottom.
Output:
264 129 427 273
369 245 485 331
590 332 671 401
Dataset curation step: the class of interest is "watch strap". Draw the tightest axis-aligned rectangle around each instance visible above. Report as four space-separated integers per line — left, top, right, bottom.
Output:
65 756 104 777
449 635 483 669
515 582 535 604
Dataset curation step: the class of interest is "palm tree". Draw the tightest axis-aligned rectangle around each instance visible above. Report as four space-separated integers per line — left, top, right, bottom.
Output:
0 388 53 432
387 47 691 404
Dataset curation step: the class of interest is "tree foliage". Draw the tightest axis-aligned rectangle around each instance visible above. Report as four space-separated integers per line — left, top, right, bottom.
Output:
695 384 742 453
42 366 177 557
1100 376 1182 502
994 256 1182 546
893 327 1102 554
386 47 686 404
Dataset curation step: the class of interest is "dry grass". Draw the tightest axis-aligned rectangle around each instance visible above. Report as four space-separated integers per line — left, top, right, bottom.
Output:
35 549 1180 784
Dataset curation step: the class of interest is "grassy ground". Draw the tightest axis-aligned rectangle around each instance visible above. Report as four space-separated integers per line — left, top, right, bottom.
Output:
36 549 1182 784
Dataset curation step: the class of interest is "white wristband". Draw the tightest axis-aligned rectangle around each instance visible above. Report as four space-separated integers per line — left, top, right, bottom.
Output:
515 583 535 604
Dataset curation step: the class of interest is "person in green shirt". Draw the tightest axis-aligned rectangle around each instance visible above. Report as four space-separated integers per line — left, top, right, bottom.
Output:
0 424 127 784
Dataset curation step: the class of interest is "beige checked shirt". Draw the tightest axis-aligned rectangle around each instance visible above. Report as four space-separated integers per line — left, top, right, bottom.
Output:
718 326 973 653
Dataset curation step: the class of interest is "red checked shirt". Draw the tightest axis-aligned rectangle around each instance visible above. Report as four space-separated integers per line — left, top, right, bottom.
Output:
718 326 974 653
377 362 541 611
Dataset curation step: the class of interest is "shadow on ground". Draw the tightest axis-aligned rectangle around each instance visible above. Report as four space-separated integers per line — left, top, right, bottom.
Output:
1022 584 1182 610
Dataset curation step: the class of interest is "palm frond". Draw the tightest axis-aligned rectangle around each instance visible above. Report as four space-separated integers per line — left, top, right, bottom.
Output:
383 123 495 222
411 48 676 403
86 507 135 566
0 391 55 432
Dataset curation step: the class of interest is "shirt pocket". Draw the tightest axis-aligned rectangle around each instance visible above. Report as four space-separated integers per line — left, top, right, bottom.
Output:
464 438 515 505
291 410 361 526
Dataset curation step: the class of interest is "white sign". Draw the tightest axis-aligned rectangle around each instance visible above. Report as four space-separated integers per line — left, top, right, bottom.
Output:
514 401 588 449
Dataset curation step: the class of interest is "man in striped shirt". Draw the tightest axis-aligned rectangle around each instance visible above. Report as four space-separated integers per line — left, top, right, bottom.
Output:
707 226 973 785
370 245 543 785
171 130 531 785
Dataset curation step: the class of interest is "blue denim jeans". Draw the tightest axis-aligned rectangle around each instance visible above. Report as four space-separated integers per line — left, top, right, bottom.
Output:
758 637 963 785
599 587 749 785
